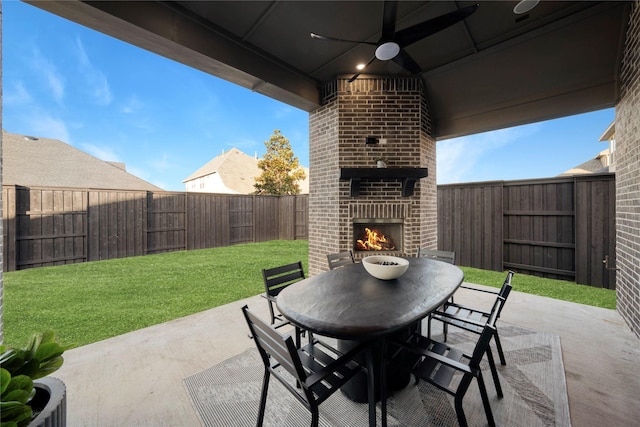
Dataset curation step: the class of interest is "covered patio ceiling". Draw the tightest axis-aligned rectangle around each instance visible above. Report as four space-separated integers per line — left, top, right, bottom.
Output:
28 1 630 139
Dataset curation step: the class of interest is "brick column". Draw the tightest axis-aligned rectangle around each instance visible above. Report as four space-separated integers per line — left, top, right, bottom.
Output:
615 0 640 338
308 77 437 276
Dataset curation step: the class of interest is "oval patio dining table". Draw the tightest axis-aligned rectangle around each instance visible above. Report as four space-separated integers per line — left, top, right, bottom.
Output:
276 256 464 427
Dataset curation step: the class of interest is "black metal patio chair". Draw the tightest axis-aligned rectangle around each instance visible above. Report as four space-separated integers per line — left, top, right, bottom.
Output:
386 298 504 427
428 270 515 365
415 248 456 264
242 305 371 427
262 261 306 325
327 250 355 270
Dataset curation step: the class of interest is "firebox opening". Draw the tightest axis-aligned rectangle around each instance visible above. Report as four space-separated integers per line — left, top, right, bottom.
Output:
353 218 403 252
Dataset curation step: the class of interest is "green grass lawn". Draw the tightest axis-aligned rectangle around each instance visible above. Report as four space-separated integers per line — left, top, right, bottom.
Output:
2 240 615 348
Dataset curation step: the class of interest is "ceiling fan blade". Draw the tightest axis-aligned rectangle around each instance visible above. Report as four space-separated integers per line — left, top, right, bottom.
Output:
310 32 376 46
395 4 479 48
348 55 377 83
392 49 422 74
381 0 398 40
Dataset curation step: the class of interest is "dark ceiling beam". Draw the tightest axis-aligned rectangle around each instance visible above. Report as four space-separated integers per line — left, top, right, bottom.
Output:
27 0 322 111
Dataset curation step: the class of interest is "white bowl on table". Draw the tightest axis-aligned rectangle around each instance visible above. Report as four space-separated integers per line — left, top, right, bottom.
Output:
362 255 409 280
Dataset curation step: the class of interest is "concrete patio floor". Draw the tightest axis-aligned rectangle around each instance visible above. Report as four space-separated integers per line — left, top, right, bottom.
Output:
52 284 640 427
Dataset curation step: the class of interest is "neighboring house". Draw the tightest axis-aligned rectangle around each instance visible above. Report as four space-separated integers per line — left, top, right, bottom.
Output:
2 130 164 191
560 121 616 176
183 147 309 194
599 120 616 173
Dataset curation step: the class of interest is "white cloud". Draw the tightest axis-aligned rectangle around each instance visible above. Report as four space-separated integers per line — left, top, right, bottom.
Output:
81 143 121 162
29 48 65 103
273 105 294 119
3 81 32 106
150 153 171 171
121 95 143 114
75 37 112 106
26 113 70 142
227 137 259 151
437 125 541 184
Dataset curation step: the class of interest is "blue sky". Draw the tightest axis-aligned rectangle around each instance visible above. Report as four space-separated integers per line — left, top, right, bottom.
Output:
3 1 615 191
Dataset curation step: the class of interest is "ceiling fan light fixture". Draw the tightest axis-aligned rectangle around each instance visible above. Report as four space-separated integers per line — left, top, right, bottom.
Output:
375 42 400 61
513 0 539 15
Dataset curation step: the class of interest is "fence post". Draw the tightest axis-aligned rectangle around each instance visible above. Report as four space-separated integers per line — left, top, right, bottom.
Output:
2 186 17 272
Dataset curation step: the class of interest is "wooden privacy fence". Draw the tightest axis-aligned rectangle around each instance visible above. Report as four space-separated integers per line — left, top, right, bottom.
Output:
438 174 616 289
3 175 615 289
2 186 308 271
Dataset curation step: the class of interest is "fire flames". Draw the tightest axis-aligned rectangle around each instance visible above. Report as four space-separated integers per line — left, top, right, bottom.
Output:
356 227 395 251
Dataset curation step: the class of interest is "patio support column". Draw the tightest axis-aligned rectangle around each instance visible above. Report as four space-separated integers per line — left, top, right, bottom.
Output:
308 77 437 276
615 0 640 339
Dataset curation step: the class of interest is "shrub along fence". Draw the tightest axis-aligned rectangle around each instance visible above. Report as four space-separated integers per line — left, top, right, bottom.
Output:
2 186 307 271
2 174 615 289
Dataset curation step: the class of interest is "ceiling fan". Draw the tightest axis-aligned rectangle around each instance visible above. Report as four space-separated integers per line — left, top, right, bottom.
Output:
311 1 479 82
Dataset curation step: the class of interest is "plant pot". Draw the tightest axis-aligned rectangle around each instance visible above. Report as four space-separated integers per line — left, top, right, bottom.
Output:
30 377 66 427
376 160 386 168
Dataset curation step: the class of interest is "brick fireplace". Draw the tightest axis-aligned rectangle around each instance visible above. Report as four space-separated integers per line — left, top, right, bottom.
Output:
308 76 437 276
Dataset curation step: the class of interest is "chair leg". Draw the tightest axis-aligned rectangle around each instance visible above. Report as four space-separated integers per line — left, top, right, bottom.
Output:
485 348 503 398
477 372 496 427
365 347 377 427
493 330 507 365
267 301 277 325
257 370 270 427
310 406 319 427
380 339 388 427
453 393 469 427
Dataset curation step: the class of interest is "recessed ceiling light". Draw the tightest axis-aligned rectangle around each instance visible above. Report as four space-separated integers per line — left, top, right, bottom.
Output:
513 0 539 15
356 63 366 70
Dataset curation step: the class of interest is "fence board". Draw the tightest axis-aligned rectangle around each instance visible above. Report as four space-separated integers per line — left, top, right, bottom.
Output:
254 196 280 242
295 195 308 240
575 175 616 288
13 187 87 269
86 190 146 261
503 179 576 280
438 175 615 287
229 196 254 244
438 182 502 271
147 192 185 254
2 186 17 271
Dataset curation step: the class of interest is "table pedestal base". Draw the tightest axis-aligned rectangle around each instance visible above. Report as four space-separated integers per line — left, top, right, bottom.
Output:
338 327 412 403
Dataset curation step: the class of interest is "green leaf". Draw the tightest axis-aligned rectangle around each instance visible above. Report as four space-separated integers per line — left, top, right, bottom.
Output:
0 369 10 395
0 400 32 426
33 342 65 364
1 375 33 404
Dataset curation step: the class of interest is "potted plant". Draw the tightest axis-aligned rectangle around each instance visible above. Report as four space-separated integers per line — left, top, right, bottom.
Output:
1 330 69 427
374 156 388 168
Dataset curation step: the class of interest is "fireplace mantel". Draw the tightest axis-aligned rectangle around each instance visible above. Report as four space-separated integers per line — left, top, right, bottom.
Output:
339 167 428 197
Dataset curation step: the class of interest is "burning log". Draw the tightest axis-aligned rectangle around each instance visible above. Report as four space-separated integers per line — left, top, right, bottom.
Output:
356 227 395 251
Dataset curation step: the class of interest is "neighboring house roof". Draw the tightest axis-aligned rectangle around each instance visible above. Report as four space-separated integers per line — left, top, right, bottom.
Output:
183 148 262 194
183 147 309 194
560 149 611 176
2 130 164 191
599 121 615 142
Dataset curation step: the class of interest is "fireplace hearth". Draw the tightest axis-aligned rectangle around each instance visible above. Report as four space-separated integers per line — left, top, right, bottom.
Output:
353 219 403 253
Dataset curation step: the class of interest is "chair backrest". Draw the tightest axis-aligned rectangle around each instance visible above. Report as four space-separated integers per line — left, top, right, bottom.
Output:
262 261 305 298
496 270 515 318
327 250 355 270
416 248 456 264
469 298 503 368
241 305 308 385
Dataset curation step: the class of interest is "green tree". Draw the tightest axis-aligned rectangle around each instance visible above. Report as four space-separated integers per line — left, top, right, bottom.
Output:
254 130 306 195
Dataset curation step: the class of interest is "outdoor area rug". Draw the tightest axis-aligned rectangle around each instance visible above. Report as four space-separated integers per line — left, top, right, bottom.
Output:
184 324 571 427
